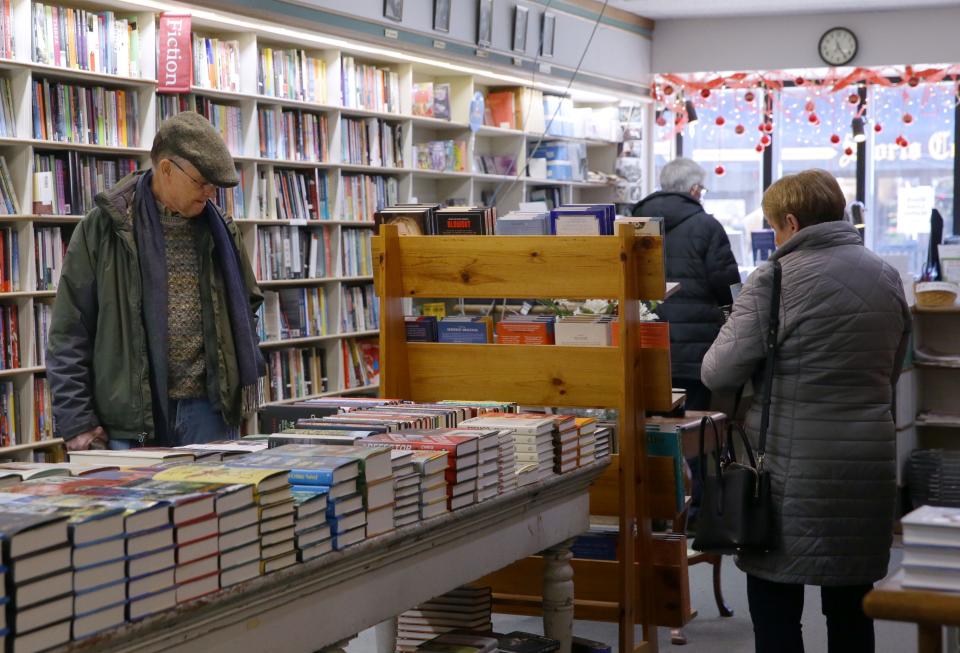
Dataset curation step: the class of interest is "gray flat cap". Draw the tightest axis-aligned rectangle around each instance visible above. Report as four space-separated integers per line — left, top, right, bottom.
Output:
154 111 239 188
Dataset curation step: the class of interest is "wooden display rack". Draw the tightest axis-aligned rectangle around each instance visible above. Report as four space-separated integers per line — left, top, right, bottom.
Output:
373 223 673 653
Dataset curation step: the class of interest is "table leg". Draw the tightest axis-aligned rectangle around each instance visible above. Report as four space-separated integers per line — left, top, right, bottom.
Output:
375 618 398 653
918 623 942 653
542 538 576 653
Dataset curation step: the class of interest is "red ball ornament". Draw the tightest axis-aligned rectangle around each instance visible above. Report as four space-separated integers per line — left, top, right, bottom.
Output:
734 124 746 135
830 134 841 144
804 100 816 113
848 93 860 105
844 147 854 156
903 113 914 124
655 115 667 127
762 122 774 133
714 165 725 177
755 144 765 153
874 123 883 133
795 77 805 86
744 91 755 103
760 134 771 146
908 77 920 88
808 113 819 124
895 135 905 146
715 116 726 126
700 88 711 98
663 85 674 96
900 137 910 148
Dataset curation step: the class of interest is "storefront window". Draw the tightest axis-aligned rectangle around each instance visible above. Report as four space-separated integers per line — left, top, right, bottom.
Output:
775 87 858 204
683 88 764 265
868 83 955 274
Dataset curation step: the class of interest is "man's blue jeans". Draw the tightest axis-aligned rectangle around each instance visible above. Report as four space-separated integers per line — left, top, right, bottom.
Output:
109 398 239 449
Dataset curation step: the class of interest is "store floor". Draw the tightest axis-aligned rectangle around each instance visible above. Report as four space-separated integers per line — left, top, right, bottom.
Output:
347 546 914 653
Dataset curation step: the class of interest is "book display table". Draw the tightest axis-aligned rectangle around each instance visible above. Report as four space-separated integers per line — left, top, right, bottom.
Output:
864 570 959 653
53 462 607 653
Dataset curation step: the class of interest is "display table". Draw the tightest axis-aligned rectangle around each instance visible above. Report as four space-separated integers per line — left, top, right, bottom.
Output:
863 570 958 653
55 462 608 653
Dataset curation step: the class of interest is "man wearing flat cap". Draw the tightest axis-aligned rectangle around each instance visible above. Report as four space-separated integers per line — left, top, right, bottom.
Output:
47 111 265 450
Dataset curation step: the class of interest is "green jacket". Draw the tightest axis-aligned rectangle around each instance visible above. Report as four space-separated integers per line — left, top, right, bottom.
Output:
47 171 263 442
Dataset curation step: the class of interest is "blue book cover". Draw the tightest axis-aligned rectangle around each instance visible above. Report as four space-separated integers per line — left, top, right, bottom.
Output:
550 207 609 235
751 230 776 263
290 485 331 495
227 453 359 486
405 316 438 342
437 318 490 344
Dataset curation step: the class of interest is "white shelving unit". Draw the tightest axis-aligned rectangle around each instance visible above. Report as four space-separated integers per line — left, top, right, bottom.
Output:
0 0 647 442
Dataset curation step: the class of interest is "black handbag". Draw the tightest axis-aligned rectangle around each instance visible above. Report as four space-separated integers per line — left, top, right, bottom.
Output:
692 260 781 554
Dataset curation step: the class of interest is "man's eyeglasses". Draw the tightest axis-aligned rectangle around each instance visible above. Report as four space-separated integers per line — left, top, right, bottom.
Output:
169 159 215 193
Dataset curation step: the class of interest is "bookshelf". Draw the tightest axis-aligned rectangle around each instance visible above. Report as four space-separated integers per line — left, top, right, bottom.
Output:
373 224 670 653
0 0 646 444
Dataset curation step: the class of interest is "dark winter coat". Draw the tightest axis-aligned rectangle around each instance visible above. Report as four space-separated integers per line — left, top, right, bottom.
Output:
632 191 740 380
46 172 263 443
702 221 911 585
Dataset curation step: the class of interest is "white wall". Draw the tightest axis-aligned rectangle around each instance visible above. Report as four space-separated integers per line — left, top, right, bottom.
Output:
652 6 960 73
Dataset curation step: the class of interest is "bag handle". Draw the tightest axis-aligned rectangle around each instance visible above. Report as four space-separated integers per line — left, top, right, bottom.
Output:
698 415 723 486
757 260 782 471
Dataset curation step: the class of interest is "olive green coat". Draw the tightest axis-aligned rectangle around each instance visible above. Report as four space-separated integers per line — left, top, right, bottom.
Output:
46 171 263 442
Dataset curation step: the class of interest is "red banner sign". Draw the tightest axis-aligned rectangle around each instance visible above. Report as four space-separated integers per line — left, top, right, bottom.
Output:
158 13 192 94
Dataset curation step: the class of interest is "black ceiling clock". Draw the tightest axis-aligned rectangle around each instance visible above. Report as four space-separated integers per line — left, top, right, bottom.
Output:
818 27 858 66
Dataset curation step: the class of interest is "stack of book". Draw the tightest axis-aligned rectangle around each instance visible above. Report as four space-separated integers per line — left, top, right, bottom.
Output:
575 418 598 466
410 450 449 521
548 415 579 474
594 427 613 460
901 505 960 591
549 204 616 236
0 511 71 651
390 450 420 528
469 429 501 503
555 316 615 347
495 430 518 494
396 586 492 653
258 47 327 103
496 316 555 345
495 211 550 235
460 413 556 483
291 489 331 561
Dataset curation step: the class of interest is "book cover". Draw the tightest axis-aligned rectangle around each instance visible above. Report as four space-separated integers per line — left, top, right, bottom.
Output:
226 453 358 487
268 444 392 483
154 465 288 496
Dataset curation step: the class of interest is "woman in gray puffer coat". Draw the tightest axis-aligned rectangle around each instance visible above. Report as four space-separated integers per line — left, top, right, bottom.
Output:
702 169 910 653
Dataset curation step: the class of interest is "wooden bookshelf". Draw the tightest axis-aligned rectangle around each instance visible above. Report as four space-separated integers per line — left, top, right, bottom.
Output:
374 224 670 653
0 0 646 445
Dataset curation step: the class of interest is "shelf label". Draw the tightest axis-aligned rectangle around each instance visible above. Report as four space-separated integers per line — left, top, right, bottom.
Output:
475 49 489 59
433 40 446 50
513 57 523 67
538 63 552 74
158 14 192 93
385 28 399 40
289 219 308 226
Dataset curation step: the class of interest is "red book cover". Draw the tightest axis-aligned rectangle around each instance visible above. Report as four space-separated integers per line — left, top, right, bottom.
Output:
486 91 516 129
361 432 478 458
495 321 554 345
9 304 18 368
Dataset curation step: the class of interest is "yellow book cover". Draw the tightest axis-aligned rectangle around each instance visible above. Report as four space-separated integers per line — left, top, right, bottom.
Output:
154 465 287 497
263 47 273 95
421 302 446 319
66 8 77 69
117 90 127 146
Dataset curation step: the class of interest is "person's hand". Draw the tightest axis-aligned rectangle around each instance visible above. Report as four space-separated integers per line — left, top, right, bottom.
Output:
66 427 108 451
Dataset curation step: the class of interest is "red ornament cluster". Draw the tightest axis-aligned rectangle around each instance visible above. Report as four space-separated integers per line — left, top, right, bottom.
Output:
896 135 910 147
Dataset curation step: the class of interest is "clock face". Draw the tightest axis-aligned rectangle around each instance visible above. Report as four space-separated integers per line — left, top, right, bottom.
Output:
819 27 858 66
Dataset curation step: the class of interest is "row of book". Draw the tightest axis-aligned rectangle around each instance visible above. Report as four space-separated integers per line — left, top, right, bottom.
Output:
375 204 497 236
260 287 330 342
257 47 327 103
0 226 19 291
0 380 15 446
340 56 400 114
0 78 15 138
34 377 52 442
34 303 50 367
31 3 141 78
0 303 20 370
192 34 240 92
195 97 242 158
263 346 327 403
341 284 378 334
341 118 403 169
413 141 467 173
32 79 140 148
215 176 244 219
0 155 17 215
485 87 545 133
264 168 330 221
0 0 10 58
254 225 335 282
33 152 137 216
341 228 372 277
411 82 452 121
901 505 960 592
473 154 517 177
340 173 398 222
34 226 65 291
341 338 379 390
258 108 329 162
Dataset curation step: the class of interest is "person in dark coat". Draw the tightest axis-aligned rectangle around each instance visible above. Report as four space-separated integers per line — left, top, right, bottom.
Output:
702 169 910 653
632 157 740 410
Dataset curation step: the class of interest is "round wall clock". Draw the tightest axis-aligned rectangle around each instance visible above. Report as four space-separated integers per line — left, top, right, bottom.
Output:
818 27 858 66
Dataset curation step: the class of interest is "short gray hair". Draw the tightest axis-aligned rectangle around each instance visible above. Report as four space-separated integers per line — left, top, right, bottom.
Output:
660 157 705 193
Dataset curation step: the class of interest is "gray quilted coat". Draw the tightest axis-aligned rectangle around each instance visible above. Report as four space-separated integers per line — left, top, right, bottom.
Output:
701 221 911 586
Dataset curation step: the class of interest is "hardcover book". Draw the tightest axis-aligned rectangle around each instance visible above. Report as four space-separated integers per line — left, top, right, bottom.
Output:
226 452 358 486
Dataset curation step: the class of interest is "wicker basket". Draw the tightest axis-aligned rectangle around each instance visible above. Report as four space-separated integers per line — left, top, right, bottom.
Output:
916 281 959 308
